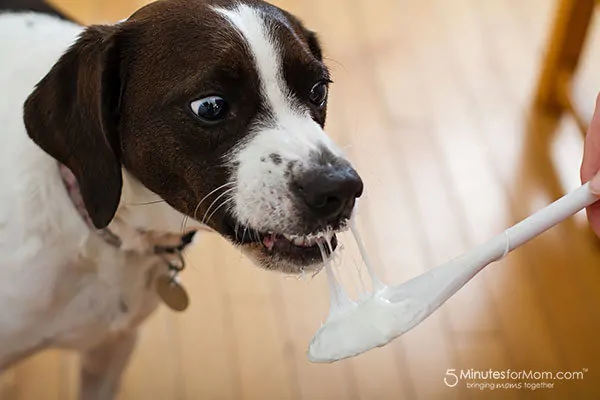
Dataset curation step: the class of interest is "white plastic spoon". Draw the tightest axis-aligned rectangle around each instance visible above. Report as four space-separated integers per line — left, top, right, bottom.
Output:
308 182 598 363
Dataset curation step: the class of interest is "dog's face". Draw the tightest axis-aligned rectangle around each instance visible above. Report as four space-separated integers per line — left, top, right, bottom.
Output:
24 0 363 273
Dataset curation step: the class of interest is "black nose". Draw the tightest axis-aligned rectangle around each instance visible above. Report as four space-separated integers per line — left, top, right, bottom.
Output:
296 166 363 223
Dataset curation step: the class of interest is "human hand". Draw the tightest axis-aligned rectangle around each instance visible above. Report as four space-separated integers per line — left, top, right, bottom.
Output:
580 93 600 237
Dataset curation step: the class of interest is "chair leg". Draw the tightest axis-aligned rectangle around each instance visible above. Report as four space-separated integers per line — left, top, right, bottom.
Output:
534 0 595 114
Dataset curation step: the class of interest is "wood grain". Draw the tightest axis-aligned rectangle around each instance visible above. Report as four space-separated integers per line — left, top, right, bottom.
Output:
3 0 600 398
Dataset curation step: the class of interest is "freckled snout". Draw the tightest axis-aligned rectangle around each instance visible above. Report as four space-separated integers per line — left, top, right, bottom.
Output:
295 164 363 225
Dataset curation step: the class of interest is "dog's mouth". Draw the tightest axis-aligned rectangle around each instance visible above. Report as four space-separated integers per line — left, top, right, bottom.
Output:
259 230 338 260
222 215 339 266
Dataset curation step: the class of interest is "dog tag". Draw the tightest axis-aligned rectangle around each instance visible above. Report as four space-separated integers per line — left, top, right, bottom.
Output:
156 275 189 312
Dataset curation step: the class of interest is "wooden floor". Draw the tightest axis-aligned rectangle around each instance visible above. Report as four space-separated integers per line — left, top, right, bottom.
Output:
3 0 600 398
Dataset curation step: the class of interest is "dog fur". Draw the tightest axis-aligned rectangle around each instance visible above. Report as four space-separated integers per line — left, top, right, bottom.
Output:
0 1 362 398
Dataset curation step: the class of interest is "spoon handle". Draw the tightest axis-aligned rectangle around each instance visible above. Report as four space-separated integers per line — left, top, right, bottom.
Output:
503 182 597 252
405 183 599 309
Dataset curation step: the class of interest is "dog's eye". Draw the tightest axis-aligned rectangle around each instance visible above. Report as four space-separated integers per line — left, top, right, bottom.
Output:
190 96 229 121
309 81 329 107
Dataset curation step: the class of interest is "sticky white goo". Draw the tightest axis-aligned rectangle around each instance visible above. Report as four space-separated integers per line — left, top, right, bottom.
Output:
308 226 494 363
308 291 428 363
308 183 598 363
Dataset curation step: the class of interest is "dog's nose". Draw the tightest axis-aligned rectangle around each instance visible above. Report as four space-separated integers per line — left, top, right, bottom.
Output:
297 166 363 223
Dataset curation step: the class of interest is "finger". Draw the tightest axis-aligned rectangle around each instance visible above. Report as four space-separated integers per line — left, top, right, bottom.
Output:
587 203 600 237
581 93 600 183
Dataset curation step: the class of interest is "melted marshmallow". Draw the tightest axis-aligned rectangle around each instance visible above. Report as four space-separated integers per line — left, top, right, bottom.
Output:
308 287 429 362
308 183 598 363
308 228 516 362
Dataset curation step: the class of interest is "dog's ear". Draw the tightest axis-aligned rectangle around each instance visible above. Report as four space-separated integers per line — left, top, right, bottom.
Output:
24 25 123 229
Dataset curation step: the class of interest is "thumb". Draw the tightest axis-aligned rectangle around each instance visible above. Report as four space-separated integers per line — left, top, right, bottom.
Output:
589 169 600 196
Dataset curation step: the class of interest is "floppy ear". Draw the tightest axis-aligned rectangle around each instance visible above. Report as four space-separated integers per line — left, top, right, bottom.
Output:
24 25 123 229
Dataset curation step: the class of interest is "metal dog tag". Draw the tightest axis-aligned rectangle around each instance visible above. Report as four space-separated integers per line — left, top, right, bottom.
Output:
156 275 189 312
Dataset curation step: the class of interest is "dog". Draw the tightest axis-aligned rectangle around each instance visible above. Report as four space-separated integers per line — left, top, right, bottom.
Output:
0 0 363 397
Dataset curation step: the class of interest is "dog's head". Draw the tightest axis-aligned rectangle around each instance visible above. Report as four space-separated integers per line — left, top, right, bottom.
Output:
24 0 363 273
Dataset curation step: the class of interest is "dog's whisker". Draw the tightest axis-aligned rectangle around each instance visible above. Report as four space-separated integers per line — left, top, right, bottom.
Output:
204 197 235 225
200 187 235 225
180 214 190 237
192 182 236 221
125 199 167 206
323 56 346 71
181 181 236 236
187 182 236 228
252 228 260 243
191 202 203 228
182 252 202 274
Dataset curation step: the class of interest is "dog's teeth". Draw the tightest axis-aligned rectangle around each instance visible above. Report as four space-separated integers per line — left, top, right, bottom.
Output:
263 234 276 251
292 237 306 246
305 236 317 245
279 231 337 247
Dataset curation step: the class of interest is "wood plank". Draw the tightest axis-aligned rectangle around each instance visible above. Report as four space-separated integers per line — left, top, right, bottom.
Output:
10 350 64 400
7 0 600 398
175 236 242 400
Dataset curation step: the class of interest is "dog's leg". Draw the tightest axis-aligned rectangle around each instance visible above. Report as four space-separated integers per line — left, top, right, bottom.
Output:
0 339 49 372
79 331 137 400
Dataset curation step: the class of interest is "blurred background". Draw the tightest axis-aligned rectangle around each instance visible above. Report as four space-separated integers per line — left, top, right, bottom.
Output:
2 0 600 398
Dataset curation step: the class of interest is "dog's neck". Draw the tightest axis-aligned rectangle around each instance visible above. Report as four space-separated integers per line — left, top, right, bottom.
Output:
109 169 202 253
59 164 199 253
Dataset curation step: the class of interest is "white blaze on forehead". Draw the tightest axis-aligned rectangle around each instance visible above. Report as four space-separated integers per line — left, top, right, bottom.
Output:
211 4 343 233
212 4 301 121
211 4 341 158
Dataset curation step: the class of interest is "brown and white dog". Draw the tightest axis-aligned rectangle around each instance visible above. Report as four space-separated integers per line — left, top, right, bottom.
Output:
0 0 362 398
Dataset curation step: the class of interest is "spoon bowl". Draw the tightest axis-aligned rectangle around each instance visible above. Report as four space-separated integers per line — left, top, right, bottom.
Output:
308 183 598 363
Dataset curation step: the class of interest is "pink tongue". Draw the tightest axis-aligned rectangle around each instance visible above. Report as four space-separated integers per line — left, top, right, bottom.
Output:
262 233 277 250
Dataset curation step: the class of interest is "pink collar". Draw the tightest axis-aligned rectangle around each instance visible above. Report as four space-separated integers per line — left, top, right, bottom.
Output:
58 163 122 247
58 162 196 253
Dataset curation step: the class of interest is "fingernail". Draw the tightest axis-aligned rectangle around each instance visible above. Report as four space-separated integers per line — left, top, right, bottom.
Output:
590 171 600 195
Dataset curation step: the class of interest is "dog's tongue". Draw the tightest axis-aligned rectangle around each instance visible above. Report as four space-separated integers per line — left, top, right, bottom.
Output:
263 233 278 250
